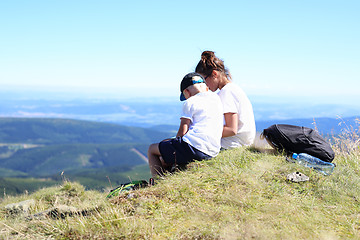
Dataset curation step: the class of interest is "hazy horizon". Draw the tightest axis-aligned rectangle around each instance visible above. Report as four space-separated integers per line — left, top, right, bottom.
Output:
2 85 359 107
1 88 359 129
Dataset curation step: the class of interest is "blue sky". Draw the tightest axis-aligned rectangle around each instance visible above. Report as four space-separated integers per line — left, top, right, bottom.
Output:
1 0 359 105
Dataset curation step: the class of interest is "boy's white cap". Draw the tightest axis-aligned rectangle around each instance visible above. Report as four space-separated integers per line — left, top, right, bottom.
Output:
180 72 205 101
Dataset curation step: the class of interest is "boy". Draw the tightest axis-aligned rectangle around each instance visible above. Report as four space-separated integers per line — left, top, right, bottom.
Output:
147 72 223 177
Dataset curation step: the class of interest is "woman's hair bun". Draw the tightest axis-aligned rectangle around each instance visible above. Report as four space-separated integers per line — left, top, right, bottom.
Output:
201 51 215 61
196 50 231 80
200 51 217 69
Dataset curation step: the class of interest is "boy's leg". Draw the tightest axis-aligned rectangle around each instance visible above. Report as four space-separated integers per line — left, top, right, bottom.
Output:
147 143 165 177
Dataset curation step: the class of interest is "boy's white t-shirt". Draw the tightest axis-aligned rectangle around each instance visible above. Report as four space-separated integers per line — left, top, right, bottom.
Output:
218 82 256 149
181 91 223 157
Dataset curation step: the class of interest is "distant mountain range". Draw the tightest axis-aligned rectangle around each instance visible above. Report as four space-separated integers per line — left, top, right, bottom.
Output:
0 118 169 178
0 117 169 145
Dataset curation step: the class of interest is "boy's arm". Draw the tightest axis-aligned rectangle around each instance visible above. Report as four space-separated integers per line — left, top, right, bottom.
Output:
176 118 191 137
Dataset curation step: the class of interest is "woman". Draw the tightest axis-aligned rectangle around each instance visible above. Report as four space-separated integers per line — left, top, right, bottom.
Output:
195 51 256 149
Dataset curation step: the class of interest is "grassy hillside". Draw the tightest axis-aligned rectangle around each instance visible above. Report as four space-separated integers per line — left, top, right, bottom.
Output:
1 128 359 239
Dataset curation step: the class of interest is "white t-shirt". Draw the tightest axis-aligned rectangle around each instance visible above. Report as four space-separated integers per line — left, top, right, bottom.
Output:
181 91 223 157
218 82 256 149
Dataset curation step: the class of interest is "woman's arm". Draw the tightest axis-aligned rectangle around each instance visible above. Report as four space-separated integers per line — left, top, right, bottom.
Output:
176 118 191 137
222 112 238 137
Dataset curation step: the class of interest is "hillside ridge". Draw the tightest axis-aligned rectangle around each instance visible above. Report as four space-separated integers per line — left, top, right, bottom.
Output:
1 142 360 239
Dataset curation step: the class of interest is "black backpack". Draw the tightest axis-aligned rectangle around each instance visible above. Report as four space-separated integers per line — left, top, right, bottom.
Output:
261 124 335 163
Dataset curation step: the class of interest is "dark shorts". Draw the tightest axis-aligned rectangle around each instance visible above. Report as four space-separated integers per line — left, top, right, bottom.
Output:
159 137 211 165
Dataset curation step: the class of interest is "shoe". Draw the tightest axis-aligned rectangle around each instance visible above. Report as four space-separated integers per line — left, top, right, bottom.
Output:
149 178 155 186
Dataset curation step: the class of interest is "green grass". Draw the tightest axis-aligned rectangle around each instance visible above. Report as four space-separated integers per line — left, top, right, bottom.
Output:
1 137 359 239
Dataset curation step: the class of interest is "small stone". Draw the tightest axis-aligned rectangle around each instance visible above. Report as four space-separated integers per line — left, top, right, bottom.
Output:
287 172 309 182
4 199 36 216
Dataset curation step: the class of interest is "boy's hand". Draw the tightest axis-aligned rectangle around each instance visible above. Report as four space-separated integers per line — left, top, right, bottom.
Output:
176 118 191 137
